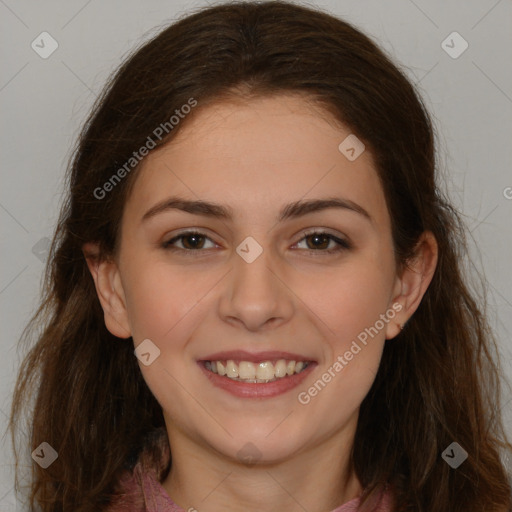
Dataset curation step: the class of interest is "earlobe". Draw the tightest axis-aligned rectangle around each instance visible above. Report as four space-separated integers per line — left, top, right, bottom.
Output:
385 231 438 340
83 242 132 339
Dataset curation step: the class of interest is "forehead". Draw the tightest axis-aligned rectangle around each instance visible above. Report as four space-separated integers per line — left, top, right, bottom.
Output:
122 94 390 230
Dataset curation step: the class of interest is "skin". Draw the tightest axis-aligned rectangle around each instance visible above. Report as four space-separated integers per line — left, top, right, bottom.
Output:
85 94 438 512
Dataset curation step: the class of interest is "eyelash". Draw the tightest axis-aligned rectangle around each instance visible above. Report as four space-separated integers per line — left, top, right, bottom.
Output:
161 230 351 256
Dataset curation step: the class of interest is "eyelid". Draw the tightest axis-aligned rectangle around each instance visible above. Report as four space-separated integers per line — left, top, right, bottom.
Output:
299 227 347 241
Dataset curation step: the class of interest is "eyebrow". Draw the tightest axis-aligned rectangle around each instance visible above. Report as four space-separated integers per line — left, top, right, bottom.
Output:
141 196 372 224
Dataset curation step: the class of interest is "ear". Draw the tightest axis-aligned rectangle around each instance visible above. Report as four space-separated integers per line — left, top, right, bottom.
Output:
83 242 132 339
385 231 438 340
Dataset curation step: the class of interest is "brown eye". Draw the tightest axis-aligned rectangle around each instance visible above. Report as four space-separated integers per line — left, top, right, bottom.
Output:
163 231 215 251
180 233 206 249
305 233 330 250
295 231 351 253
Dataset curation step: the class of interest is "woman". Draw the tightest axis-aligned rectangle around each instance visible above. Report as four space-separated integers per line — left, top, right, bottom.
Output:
10 2 511 511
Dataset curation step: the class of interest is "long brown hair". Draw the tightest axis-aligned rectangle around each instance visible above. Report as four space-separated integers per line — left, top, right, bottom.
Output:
10 1 511 510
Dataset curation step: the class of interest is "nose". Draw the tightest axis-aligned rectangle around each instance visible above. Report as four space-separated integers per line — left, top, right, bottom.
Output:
218 244 294 332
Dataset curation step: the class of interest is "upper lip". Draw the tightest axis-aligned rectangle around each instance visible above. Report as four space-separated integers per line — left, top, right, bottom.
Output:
199 350 316 363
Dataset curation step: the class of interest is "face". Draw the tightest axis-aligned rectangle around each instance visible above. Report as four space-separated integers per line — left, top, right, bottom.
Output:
101 94 407 464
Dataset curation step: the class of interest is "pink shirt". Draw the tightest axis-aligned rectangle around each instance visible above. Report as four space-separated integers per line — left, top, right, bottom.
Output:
108 458 394 512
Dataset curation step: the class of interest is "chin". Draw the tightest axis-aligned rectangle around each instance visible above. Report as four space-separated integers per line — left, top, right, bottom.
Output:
209 430 305 466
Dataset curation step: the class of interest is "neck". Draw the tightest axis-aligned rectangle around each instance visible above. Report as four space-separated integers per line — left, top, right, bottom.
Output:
161 414 362 512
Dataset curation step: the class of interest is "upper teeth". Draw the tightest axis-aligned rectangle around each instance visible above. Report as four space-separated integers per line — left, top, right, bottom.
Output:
205 359 308 382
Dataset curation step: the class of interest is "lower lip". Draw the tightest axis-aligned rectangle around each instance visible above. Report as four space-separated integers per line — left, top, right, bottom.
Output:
198 361 316 398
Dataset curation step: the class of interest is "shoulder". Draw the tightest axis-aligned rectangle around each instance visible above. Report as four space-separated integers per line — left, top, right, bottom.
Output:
358 483 396 512
105 429 171 512
104 462 147 512
331 483 395 512
378 485 395 511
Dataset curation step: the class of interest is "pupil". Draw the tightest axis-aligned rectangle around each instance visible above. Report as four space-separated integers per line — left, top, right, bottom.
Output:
185 234 203 249
309 234 328 249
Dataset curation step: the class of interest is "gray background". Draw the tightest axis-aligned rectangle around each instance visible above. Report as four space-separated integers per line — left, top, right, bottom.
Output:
1 0 511 508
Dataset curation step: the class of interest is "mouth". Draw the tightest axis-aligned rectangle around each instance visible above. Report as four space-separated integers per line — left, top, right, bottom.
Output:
198 351 316 398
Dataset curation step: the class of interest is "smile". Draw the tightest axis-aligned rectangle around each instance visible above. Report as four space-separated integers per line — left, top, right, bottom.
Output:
198 351 317 398
204 359 310 383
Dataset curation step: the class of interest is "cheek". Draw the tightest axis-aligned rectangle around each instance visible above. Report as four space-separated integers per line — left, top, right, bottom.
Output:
122 259 213 424
295 270 392 434
296 248 395 409
303 252 395 351
122 257 216 341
